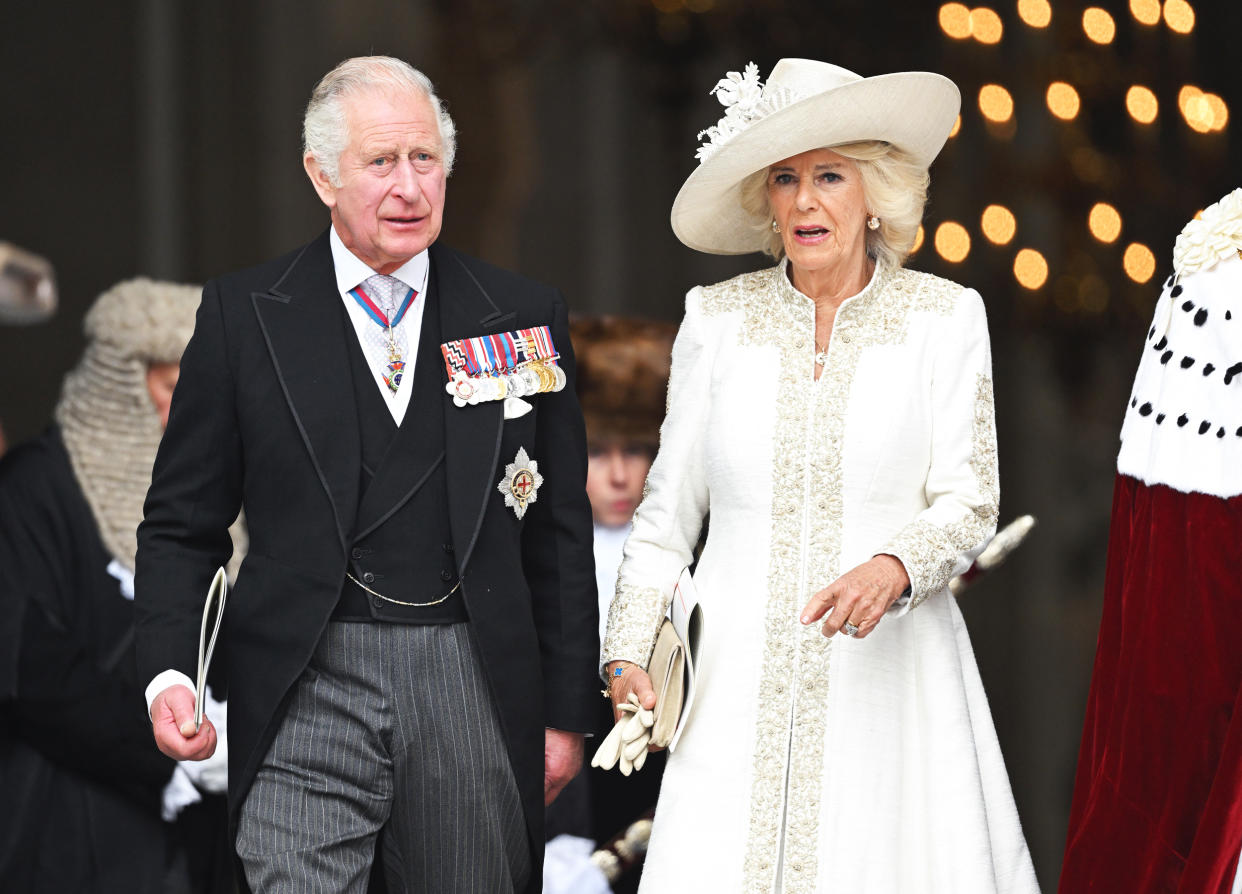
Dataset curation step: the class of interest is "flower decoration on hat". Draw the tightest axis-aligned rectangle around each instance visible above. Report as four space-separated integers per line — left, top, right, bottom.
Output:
1173 187 1242 280
695 62 798 163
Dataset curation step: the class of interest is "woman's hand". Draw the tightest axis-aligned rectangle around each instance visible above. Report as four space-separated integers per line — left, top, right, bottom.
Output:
799 554 910 639
605 660 656 721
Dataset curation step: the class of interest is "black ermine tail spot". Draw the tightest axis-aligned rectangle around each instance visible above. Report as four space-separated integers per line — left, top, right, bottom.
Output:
1177 414 1189 427
1182 301 1195 312
1171 284 1184 297
1131 397 1137 408
1139 402 1153 416
1194 308 1208 326
1199 420 1211 435
1156 413 1166 424
1204 363 1216 376
1225 363 1242 386
1148 326 1156 339
1154 336 1168 351
1161 350 1173 364
1218 427 1226 438
1228 311 1234 321
1180 356 1195 369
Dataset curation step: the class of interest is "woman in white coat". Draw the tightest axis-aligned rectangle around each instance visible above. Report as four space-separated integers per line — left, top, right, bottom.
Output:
601 59 1040 893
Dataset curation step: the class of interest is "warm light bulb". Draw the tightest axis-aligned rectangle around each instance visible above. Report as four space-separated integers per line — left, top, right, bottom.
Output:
1013 249 1049 289
949 115 962 138
912 225 926 254
1204 93 1228 131
1017 0 1052 27
1083 7 1117 43
939 3 973 38
1088 203 1123 243
979 84 1014 123
1163 0 1195 33
935 222 971 263
970 7 1004 43
1123 243 1156 283
1046 82 1081 120
981 205 1017 245
1129 0 1161 25
1125 85 1159 124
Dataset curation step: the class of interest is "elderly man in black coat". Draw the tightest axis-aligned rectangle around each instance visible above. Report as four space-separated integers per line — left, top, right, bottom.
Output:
136 55 598 893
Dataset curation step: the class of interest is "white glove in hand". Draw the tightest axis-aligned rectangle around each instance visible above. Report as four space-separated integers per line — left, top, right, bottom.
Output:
591 693 653 776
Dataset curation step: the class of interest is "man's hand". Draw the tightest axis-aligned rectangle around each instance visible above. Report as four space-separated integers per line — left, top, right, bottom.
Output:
150 684 218 761
544 728 584 806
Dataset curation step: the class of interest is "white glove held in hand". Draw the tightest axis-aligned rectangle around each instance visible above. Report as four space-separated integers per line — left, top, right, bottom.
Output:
591 693 654 776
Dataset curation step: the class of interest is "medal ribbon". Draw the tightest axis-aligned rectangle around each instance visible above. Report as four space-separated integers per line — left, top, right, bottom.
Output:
440 325 560 379
348 284 416 330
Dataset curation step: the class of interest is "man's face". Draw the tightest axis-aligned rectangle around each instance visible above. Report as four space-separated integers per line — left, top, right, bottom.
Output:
146 362 180 431
305 88 447 274
586 440 654 528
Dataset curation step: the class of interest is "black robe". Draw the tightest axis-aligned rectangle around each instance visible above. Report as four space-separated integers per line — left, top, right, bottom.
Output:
0 427 230 893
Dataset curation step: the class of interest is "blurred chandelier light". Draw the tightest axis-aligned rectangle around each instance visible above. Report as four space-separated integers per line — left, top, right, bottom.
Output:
1046 82 1081 120
1179 85 1225 132
1088 203 1123 243
1017 0 1052 28
1130 0 1161 25
1163 0 1195 33
981 205 1017 244
1083 7 1117 43
949 115 962 138
939 3 972 38
1123 243 1156 283
979 84 1014 123
970 7 1004 43
1013 249 1049 290
935 222 971 262
911 225 926 254
1125 86 1159 124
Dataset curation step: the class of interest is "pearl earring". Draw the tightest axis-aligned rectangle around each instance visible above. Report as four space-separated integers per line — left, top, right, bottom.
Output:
866 215 880 230
771 220 781 233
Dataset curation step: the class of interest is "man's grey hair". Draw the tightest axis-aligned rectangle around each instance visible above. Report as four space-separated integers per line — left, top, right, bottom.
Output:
303 56 457 186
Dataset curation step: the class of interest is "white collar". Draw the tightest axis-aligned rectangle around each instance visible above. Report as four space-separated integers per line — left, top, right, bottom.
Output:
329 225 429 296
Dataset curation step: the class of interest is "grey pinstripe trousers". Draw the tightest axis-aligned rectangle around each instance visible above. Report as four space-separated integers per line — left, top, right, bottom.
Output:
235 621 530 893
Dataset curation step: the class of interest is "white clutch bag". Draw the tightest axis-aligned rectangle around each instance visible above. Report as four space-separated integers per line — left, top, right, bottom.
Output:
592 568 703 773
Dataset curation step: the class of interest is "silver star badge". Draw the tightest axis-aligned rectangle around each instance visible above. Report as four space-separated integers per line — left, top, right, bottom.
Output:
497 447 543 519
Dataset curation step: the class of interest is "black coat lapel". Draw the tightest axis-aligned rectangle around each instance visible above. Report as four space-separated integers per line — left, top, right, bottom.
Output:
433 243 516 574
250 231 360 550
352 281 446 540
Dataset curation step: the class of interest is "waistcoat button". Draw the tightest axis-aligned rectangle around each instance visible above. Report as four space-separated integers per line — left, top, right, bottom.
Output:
362 571 375 584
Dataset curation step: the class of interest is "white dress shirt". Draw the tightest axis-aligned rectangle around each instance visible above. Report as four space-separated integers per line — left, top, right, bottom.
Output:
329 225 430 425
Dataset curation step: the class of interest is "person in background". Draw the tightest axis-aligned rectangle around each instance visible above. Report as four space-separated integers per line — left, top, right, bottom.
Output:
1060 189 1242 893
0 278 234 894
544 316 676 894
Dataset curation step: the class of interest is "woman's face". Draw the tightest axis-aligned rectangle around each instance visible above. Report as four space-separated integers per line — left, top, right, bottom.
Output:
767 148 870 277
586 439 654 528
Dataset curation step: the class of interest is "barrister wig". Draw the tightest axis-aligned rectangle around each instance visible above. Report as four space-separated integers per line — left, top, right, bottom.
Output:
570 316 677 452
54 278 201 572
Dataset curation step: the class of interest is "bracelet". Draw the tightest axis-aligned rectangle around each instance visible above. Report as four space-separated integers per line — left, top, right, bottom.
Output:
601 661 634 700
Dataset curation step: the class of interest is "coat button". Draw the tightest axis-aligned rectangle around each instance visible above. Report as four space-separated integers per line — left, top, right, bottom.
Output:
440 569 454 582
362 571 375 584
371 596 383 608
351 547 363 559
442 543 454 554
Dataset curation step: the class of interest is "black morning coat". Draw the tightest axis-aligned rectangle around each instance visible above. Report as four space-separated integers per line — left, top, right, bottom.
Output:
134 232 600 892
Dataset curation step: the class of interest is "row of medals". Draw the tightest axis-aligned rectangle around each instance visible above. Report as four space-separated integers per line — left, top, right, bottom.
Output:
458 358 566 405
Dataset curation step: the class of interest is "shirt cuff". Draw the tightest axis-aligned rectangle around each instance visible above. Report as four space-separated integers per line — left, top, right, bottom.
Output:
145 669 197 717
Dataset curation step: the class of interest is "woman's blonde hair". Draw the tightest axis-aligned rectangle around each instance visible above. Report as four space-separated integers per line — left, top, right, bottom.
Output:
738 140 929 270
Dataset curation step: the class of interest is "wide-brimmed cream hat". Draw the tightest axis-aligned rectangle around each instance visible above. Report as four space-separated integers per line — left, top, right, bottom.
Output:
671 58 960 255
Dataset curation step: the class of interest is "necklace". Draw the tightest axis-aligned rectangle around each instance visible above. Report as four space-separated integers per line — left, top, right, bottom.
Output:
814 342 829 366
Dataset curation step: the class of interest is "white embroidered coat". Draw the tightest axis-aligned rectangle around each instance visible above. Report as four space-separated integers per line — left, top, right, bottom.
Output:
602 260 1040 894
